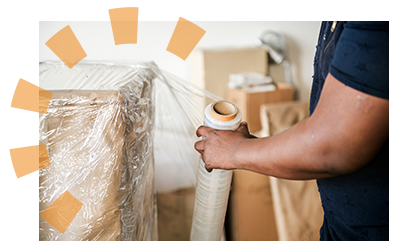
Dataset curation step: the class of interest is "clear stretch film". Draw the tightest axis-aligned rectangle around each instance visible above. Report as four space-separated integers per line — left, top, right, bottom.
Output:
190 101 242 241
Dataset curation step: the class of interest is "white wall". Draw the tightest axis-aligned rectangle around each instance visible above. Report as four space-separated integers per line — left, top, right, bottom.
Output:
39 21 321 101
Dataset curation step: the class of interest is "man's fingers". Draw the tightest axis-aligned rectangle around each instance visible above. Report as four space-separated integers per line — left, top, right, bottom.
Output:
237 121 249 133
196 125 213 138
194 140 205 154
238 121 248 129
237 121 257 138
200 154 213 173
204 163 213 173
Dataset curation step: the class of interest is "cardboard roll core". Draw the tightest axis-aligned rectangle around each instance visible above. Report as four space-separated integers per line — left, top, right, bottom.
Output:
210 101 238 121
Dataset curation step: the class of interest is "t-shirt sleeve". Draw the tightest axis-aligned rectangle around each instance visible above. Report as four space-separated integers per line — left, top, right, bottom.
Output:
329 21 389 99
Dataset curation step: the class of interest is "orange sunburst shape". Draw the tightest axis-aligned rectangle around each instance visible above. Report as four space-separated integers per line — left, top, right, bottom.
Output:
10 7 207 237
10 79 52 178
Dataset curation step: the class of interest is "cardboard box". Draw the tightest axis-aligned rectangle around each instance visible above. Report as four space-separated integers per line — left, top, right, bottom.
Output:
226 170 279 241
227 83 294 132
259 101 323 241
191 47 268 105
157 188 195 241
40 89 157 241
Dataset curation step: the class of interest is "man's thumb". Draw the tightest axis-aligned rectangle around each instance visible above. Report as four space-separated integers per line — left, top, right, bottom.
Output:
237 121 249 133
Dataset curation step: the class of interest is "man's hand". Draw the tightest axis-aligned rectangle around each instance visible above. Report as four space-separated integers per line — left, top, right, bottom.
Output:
194 122 256 172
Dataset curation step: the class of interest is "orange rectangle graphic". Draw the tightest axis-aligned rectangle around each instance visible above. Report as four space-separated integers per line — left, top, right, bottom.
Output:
40 191 83 234
109 7 139 45
45 25 87 69
167 17 206 60
10 77 39 113
108 7 139 21
10 144 50 178
39 88 53 114
11 79 53 114
39 144 51 170
111 21 138 45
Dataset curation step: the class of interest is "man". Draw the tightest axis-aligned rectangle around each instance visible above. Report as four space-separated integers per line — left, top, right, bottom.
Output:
194 21 389 240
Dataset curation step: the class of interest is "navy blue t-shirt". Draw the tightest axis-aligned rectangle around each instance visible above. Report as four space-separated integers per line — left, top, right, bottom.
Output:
310 21 389 241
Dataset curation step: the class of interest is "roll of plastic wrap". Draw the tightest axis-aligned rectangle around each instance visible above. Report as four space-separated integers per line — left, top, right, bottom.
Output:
190 101 242 241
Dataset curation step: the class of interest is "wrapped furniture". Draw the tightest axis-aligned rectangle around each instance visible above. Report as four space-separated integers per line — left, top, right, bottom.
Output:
39 62 157 240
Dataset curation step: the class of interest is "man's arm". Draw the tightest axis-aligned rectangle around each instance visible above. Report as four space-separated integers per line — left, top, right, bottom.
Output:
194 73 389 180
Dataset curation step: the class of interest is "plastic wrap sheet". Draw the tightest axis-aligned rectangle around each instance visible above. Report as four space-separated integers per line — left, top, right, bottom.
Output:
39 61 220 241
190 101 242 241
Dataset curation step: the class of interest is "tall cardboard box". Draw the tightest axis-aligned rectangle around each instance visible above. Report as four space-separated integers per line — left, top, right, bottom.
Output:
227 170 279 241
226 83 294 241
191 47 268 108
227 83 294 133
157 188 195 241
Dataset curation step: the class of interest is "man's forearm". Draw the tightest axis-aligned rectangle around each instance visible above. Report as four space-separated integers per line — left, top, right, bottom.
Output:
234 74 389 180
195 74 388 179
235 118 339 180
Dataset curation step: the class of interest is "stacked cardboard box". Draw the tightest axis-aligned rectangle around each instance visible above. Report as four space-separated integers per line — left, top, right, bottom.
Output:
227 82 294 133
191 47 268 107
157 188 195 241
226 170 279 241
226 84 294 241
190 47 294 241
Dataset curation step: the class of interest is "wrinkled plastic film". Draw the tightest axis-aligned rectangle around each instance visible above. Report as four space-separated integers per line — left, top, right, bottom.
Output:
153 70 222 192
190 101 242 241
39 62 158 240
39 61 221 241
